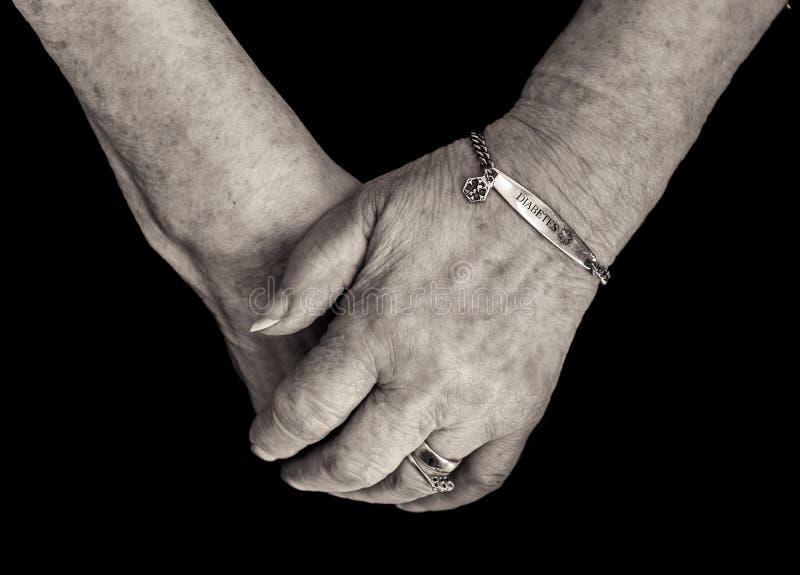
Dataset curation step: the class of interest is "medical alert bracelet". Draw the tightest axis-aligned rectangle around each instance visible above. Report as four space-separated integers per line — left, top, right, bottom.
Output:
463 131 611 284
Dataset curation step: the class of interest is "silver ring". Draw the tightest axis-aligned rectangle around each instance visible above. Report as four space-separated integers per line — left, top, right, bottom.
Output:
407 441 461 494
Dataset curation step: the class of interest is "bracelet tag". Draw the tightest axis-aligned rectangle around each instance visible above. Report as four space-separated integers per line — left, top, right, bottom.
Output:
492 169 596 271
464 131 610 284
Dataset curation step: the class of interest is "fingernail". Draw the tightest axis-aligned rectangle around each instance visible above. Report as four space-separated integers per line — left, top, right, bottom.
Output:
279 467 304 490
251 444 276 462
249 290 291 333
249 316 280 332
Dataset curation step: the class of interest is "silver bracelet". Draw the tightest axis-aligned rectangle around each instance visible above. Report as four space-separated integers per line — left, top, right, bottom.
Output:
463 131 610 285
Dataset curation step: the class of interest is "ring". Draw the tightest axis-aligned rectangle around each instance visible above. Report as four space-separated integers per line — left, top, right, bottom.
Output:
407 441 461 494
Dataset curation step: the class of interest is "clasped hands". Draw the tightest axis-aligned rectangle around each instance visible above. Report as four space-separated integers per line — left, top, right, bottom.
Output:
17 0 778 513
247 117 600 512
12 0 608 512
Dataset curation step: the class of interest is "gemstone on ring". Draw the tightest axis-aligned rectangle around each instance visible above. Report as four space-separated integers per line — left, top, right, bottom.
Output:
407 441 461 494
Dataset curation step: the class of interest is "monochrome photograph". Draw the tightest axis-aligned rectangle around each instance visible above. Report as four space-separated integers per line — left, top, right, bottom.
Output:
7 0 795 550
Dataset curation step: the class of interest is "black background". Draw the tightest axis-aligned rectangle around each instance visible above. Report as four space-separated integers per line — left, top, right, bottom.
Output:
6 2 796 550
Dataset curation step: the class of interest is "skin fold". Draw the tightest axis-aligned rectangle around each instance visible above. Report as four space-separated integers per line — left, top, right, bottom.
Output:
15 0 786 512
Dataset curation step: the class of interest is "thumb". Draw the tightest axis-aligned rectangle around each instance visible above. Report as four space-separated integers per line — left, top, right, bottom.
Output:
250 191 375 335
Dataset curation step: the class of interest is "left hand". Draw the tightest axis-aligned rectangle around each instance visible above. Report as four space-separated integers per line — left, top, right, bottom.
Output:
249 117 600 511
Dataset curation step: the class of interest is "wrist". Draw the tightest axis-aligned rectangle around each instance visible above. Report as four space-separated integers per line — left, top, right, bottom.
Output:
483 112 629 267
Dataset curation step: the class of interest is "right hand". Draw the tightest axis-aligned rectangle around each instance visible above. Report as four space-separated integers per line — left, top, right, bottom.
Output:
15 0 361 411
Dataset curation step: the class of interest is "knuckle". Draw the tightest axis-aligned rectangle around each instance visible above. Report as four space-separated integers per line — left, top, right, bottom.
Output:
487 410 526 438
316 323 376 383
323 450 383 489
519 393 551 428
394 469 436 499
304 228 349 285
374 383 437 422
270 387 331 443
382 481 430 503
380 469 405 493
488 387 552 434
474 470 509 493
353 177 389 223
248 414 267 446
269 398 307 443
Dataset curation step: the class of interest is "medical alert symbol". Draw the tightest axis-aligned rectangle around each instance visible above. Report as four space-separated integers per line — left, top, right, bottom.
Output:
462 176 490 203
558 227 574 245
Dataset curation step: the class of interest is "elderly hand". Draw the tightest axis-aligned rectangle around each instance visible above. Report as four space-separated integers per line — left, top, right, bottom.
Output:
249 117 603 511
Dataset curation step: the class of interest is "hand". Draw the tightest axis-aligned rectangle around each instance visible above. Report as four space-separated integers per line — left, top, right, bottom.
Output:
249 117 600 511
192 173 358 413
86 115 359 412
15 0 360 412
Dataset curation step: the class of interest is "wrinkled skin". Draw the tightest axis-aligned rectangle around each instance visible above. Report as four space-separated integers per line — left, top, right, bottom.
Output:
86 98 359 415
249 118 599 511
13 0 360 412
18 0 782 514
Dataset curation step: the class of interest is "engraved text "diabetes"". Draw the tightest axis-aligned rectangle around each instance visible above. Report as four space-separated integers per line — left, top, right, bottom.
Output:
515 191 559 232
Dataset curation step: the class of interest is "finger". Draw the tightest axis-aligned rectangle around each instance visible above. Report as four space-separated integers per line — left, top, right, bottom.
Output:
327 426 492 505
280 387 442 493
396 430 529 512
249 320 378 460
250 191 376 335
